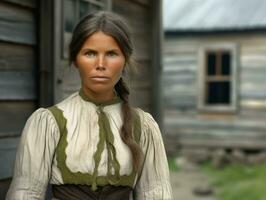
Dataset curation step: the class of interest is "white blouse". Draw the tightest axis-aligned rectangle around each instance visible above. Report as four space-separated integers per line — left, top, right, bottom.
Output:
6 91 173 200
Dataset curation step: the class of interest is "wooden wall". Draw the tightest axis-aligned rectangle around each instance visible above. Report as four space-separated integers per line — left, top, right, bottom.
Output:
113 0 152 112
163 33 266 149
0 0 37 196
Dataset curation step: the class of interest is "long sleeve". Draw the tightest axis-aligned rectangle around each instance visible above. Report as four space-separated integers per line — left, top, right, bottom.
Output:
133 112 173 200
6 108 60 200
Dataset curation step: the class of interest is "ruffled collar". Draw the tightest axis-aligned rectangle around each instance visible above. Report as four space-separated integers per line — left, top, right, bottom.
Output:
79 89 121 106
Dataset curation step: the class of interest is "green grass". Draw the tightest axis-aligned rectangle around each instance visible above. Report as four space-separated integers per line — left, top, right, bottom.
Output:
168 157 180 172
201 163 266 200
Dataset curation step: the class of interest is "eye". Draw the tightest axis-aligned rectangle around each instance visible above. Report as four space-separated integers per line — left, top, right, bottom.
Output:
85 50 96 57
106 51 118 57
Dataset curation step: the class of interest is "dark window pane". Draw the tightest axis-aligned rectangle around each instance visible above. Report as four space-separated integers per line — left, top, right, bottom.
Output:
207 52 216 75
221 52 231 75
206 81 230 104
64 0 77 32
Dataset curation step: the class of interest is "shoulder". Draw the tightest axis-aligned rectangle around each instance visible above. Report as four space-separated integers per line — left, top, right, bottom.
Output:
133 108 165 154
133 108 160 134
27 92 80 128
20 107 60 142
54 91 80 109
29 107 53 121
26 108 58 128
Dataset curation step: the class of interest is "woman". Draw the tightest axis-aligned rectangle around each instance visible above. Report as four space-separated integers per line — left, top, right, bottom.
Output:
6 11 173 200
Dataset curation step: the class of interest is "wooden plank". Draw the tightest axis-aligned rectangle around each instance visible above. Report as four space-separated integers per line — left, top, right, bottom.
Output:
130 88 150 110
165 115 266 132
0 71 36 100
113 0 151 61
0 137 20 179
241 81 266 92
0 2 36 45
240 66 266 102
163 95 196 110
0 101 36 137
166 128 266 140
241 67 266 82
175 137 266 150
163 74 195 84
128 60 151 89
240 92 266 101
163 55 197 68
163 65 196 75
162 49 197 109
38 0 55 107
113 0 151 30
164 108 197 115
241 43 266 54
0 42 35 71
164 39 199 54
240 100 266 110
162 81 196 93
113 0 153 112
61 63 81 100
163 64 197 74
241 56 266 68
240 107 266 119
130 0 150 6
3 0 36 8
132 35 151 61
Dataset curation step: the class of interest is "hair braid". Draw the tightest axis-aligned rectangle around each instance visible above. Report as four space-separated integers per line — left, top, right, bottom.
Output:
115 78 143 172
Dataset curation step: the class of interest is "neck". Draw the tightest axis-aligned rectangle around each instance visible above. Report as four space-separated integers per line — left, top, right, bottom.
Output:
81 87 115 104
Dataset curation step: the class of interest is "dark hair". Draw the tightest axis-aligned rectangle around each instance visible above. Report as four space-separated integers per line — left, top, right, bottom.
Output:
69 11 143 172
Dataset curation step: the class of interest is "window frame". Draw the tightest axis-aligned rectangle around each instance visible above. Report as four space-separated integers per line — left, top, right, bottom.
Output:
198 43 239 113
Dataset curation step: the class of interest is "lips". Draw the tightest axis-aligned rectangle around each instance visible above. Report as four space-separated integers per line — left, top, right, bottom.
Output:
91 76 110 82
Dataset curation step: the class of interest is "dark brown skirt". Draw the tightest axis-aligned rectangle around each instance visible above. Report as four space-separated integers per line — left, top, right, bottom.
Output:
52 184 132 200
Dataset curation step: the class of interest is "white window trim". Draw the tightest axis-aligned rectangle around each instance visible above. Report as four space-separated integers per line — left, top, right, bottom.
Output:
197 43 239 113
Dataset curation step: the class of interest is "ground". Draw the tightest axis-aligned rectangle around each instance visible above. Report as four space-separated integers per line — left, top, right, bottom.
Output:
170 160 215 200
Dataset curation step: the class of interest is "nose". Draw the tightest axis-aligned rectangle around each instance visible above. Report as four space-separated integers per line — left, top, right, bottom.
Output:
96 55 106 71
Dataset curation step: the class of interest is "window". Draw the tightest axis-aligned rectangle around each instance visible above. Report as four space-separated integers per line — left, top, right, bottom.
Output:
62 0 112 58
198 44 238 112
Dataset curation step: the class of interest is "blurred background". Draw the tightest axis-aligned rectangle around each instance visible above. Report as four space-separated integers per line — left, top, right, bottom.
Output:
0 0 266 199
163 0 266 199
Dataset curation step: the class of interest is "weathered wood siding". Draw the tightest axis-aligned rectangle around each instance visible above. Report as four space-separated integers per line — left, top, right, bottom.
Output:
113 0 152 112
0 0 37 182
163 33 266 149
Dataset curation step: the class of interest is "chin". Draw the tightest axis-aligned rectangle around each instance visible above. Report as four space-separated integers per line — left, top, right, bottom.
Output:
88 86 113 94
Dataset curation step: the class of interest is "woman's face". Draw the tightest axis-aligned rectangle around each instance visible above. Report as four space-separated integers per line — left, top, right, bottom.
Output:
76 31 125 96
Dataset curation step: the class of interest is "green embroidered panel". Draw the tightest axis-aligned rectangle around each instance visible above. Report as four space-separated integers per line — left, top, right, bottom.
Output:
48 105 141 191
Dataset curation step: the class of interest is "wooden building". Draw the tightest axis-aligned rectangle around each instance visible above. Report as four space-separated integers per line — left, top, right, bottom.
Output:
0 0 163 197
163 0 266 153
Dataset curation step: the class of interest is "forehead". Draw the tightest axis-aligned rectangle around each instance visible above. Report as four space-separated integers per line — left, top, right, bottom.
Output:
81 31 120 49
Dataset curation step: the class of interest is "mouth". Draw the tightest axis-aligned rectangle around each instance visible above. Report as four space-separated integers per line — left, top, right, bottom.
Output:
91 76 110 82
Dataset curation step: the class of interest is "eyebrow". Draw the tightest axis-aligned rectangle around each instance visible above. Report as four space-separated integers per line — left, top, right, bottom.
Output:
81 48 120 52
80 48 96 52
